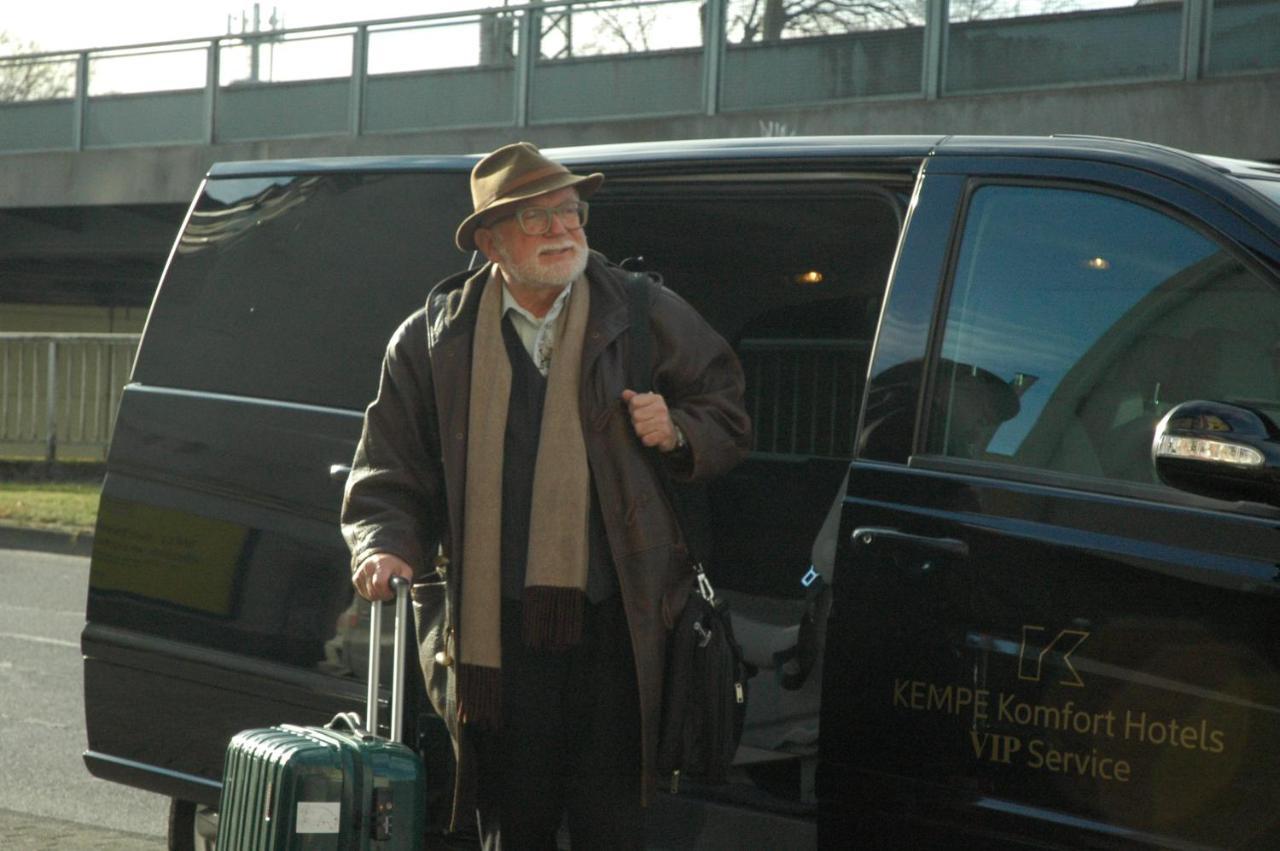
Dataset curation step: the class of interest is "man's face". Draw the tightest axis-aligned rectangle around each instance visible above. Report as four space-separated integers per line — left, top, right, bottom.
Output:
480 186 589 291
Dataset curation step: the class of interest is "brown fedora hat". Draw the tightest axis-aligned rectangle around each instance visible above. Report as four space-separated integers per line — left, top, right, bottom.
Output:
456 142 603 252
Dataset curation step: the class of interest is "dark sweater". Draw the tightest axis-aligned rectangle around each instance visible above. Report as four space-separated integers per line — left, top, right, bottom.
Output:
499 315 617 603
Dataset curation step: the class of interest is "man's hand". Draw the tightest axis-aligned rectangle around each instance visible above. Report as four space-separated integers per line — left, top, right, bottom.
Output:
353 553 414 602
622 389 679 453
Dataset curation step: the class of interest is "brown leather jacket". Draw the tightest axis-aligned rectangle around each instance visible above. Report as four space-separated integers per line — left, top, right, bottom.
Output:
341 251 750 827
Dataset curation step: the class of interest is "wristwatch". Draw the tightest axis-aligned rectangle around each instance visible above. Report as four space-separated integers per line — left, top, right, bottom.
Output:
672 423 688 452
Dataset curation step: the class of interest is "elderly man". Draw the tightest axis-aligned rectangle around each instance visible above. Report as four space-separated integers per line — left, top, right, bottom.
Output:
342 142 750 849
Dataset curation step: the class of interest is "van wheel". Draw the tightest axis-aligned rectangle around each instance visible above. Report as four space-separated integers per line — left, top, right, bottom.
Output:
168 798 217 851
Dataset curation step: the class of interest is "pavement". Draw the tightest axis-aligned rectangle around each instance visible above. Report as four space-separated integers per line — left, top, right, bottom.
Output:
0 520 94 556
0 548 169 849
0 807 164 850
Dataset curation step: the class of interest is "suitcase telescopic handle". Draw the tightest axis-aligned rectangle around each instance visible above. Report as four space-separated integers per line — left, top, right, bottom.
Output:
366 575 411 743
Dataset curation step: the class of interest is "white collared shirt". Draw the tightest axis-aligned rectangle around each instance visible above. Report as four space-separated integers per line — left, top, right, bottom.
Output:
501 279 573 377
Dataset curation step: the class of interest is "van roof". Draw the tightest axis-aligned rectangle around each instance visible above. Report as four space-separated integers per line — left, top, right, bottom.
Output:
204 135 1279 215
205 135 946 178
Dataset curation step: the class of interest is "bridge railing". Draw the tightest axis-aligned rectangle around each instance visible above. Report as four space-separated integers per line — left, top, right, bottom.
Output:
0 0 1275 154
0 334 140 462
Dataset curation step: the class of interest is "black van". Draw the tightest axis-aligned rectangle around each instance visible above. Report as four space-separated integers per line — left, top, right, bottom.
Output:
82 136 1280 849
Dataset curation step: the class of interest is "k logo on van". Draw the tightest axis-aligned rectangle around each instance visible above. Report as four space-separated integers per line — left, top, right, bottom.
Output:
1018 625 1089 688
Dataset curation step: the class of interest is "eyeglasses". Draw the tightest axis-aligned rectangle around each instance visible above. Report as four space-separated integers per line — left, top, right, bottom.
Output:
487 201 589 236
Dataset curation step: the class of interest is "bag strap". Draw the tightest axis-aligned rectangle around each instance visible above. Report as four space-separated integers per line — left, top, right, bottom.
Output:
624 272 719 606
625 271 654 394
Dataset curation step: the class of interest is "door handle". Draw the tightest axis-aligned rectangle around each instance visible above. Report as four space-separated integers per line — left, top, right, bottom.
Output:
851 526 969 558
329 464 352 482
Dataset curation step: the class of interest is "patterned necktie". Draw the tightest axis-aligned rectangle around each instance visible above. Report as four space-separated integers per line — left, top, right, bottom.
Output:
535 324 554 376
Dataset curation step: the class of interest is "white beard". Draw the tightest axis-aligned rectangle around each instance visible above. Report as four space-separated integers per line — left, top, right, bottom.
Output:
493 233 589 290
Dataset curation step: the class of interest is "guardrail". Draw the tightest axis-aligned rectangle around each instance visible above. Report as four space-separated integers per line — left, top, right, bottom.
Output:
0 334 140 462
0 0 1275 153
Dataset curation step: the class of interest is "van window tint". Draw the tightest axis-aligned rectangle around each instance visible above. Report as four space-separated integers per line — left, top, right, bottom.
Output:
133 172 472 411
927 184 1280 486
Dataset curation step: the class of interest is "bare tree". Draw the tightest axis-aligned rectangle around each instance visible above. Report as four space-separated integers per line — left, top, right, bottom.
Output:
539 0 1086 57
729 0 1078 41
0 33 75 102
950 0 1016 22
731 0 921 42
580 7 662 53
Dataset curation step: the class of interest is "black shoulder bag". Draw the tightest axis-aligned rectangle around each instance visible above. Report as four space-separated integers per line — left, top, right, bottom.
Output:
624 271 750 792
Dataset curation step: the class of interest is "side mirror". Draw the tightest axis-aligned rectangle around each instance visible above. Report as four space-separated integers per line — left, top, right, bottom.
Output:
1152 400 1280 507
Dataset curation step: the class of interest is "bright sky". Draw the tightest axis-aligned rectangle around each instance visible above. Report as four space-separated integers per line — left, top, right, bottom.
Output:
5 1 491 53
4 0 1133 94
5 0 1132 55
3 2 544 93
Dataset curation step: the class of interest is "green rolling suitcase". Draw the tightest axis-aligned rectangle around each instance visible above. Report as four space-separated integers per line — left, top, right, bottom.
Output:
217 577 425 850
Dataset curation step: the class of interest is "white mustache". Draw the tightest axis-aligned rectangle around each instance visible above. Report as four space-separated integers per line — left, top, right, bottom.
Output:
537 243 576 256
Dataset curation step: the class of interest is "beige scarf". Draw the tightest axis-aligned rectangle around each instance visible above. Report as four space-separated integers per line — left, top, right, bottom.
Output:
457 268 591 728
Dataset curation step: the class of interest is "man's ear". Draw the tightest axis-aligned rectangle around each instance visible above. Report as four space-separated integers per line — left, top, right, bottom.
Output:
473 227 496 261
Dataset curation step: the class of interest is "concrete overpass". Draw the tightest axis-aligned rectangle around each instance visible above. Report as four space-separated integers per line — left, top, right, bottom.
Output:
0 0 1277 327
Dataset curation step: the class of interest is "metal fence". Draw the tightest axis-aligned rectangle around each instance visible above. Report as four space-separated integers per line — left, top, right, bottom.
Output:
0 334 140 461
740 338 872 459
0 0 1276 153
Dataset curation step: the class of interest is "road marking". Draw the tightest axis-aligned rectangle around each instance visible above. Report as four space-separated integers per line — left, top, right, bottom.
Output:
0 603 82 617
0 632 78 649
20 718 71 730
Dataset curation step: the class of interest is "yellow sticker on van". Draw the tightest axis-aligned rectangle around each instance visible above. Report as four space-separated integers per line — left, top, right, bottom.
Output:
90 497 247 616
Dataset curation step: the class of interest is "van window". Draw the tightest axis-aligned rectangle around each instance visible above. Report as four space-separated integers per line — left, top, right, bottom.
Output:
926 184 1280 486
133 172 472 411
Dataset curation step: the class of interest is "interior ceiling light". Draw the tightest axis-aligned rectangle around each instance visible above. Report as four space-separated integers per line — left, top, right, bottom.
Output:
794 270 824 285
1082 256 1111 270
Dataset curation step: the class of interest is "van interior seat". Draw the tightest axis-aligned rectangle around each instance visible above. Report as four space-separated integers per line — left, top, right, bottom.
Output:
1182 326 1280 404
1086 333 1186 482
1088 327 1279 483
727 595 806 671
707 456 848 599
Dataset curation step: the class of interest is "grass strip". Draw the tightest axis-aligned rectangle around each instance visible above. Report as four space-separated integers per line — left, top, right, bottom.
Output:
0 481 101 532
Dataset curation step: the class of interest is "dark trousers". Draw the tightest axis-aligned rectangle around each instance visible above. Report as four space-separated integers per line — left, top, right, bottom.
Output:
472 594 644 851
